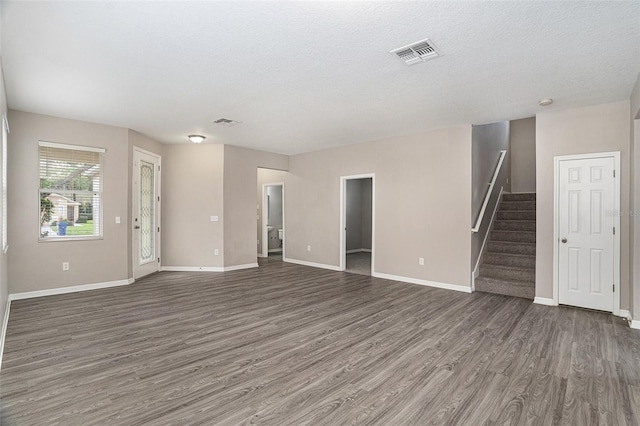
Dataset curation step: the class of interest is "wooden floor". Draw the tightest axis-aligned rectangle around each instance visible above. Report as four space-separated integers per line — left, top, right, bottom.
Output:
1 258 639 425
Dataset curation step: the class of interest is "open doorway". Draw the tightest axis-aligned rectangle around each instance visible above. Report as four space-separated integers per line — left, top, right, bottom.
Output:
340 174 374 275
257 168 287 262
261 184 284 258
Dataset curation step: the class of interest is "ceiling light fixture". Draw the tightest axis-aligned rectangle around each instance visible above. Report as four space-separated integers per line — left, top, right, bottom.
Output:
188 135 205 144
538 98 553 107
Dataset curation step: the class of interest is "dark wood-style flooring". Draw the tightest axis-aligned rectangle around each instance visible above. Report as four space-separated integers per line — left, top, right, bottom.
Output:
1 257 639 425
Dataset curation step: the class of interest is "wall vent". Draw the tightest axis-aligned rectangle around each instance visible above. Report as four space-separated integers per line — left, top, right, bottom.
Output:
390 39 442 66
212 118 241 127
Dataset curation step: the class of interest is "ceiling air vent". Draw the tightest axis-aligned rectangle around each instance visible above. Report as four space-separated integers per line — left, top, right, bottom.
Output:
390 38 442 66
212 118 241 127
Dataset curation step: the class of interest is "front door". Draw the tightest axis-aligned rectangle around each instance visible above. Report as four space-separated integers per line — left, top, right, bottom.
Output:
558 155 616 312
133 149 161 279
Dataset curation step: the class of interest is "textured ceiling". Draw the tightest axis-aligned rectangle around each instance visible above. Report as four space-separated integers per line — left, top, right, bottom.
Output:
2 1 639 154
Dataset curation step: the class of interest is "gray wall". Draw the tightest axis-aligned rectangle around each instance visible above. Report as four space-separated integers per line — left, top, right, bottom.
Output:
536 100 630 310
346 178 372 251
8 111 130 293
510 117 536 193
471 121 510 270
161 144 224 268
285 126 472 288
223 145 288 267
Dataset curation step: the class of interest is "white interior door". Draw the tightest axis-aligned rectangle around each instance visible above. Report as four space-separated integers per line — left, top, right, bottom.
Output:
558 156 616 312
133 149 161 279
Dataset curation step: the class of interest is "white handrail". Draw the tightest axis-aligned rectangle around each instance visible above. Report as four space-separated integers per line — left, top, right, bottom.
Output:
472 150 507 233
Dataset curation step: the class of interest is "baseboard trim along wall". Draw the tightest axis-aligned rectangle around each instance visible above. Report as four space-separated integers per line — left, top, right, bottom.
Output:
533 297 556 306
631 319 640 330
0 297 11 371
9 278 135 301
282 257 342 271
372 272 472 293
161 264 258 273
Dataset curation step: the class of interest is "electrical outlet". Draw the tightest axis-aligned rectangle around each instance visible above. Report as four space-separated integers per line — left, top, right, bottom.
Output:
62 262 69 271
214 249 219 256
419 258 424 266
307 245 311 252
115 216 121 224
210 215 219 222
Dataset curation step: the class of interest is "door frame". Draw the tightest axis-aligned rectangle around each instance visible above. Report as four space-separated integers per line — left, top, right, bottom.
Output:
261 182 285 259
132 147 162 279
340 173 375 273
553 151 620 314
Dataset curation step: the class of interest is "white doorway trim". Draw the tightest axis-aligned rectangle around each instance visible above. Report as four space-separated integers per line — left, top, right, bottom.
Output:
132 147 162 280
261 182 285 259
340 173 375 273
553 151 620 314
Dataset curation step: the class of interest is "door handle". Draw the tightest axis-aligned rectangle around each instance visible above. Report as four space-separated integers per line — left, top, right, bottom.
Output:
561 238 567 243
134 226 140 229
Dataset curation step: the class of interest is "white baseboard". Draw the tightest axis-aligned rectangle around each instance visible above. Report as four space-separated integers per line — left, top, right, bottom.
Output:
631 319 640 330
346 249 372 254
0 297 10 371
161 264 258 273
533 297 557 306
9 278 134 301
372 272 472 293
283 257 342 271
618 309 631 321
224 263 259 271
268 249 283 253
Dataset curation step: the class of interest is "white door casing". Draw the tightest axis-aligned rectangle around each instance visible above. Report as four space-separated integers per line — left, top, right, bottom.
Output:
340 174 375 273
133 148 161 279
555 152 619 313
261 183 284 259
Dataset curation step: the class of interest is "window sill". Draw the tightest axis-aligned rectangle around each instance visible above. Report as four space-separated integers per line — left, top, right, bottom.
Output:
39 236 103 243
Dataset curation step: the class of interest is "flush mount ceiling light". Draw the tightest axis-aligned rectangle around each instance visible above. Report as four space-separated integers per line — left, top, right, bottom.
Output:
539 98 554 106
188 135 205 144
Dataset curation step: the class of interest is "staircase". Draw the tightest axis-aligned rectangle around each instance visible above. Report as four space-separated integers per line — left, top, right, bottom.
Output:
475 193 536 299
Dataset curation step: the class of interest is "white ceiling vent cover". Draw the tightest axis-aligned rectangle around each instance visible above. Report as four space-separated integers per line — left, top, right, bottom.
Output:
212 118 241 127
390 39 442 66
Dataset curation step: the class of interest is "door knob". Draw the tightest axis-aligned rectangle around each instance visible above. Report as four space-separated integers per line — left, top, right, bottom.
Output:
561 238 567 243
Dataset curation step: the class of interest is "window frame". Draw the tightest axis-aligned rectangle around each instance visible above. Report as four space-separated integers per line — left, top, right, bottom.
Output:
38 141 105 242
2 116 8 253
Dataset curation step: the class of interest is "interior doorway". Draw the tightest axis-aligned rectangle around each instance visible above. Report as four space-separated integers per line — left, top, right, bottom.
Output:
132 147 161 279
340 174 374 275
261 183 284 258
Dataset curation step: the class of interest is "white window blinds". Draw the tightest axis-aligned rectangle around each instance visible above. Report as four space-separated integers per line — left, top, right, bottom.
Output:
38 141 105 240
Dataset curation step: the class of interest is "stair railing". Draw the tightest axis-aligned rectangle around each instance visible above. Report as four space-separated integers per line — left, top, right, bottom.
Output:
472 150 507 233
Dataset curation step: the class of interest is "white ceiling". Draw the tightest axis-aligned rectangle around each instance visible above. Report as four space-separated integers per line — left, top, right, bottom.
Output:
2 1 639 155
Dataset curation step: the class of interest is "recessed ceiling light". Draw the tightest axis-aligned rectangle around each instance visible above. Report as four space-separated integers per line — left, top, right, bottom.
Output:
538 98 553 106
188 135 205 144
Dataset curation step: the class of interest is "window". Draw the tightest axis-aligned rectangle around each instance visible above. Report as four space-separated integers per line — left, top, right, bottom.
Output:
39 141 105 240
2 116 8 252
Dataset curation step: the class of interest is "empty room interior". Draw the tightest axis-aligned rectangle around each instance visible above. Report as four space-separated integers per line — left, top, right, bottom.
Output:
1 1 640 424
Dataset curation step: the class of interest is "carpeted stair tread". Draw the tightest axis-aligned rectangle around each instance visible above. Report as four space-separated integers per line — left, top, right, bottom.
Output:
490 230 536 243
483 252 535 268
480 264 535 282
493 220 536 232
475 276 534 299
497 210 536 221
502 193 536 202
499 201 536 211
486 241 536 255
